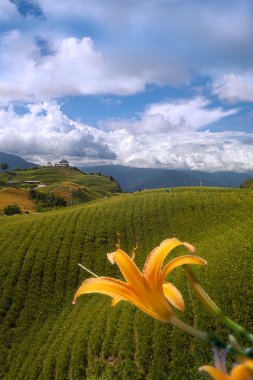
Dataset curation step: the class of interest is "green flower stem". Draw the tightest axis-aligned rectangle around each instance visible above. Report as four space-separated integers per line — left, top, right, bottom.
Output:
170 315 208 341
170 316 247 356
183 266 253 345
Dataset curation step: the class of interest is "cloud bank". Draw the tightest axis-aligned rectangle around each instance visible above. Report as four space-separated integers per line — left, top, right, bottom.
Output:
0 36 156 104
0 99 253 172
0 102 116 164
0 0 253 172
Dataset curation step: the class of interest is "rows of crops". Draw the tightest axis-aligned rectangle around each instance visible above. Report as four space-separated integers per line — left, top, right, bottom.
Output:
51 184 104 206
0 167 121 194
0 187 253 379
0 167 121 213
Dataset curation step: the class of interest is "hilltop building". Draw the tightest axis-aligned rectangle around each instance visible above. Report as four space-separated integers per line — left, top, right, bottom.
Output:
54 159 70 168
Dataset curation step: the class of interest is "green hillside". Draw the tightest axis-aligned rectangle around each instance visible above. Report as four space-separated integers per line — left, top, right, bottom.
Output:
0 167 121 192
0 188 252 379
0 167 121 211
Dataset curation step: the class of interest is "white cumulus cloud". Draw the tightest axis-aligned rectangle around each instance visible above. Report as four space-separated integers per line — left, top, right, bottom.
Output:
214 73 253 103
0 35 162 104
96 97 253 171
1 99 253 172
0 101 116 164
100 97 239 134
145 97 238 130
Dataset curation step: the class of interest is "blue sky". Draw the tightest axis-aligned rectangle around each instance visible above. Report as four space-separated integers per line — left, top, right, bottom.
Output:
0 0 253 170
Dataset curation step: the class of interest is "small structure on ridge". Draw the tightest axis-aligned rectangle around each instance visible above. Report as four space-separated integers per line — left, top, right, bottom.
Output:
54 159 70 168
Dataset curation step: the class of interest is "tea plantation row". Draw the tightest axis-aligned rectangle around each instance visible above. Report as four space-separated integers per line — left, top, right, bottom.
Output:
0 187 252 379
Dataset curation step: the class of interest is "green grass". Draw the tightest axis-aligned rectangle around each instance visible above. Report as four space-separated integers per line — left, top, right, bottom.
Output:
0 187 253 379
47 183 104 206
0 167 121 211
0 167 121 193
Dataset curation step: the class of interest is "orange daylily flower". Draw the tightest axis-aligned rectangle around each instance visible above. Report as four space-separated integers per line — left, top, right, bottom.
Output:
73 238 206 325
200 348 253 380
200 359 253 380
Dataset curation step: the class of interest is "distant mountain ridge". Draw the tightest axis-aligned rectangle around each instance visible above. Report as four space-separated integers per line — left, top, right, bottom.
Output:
0 152 38 170
80 165 253 191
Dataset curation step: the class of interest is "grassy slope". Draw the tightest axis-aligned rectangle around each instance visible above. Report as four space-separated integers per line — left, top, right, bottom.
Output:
0 167 121 209
0 188 36 213
0 167 121 192
0 187 253 379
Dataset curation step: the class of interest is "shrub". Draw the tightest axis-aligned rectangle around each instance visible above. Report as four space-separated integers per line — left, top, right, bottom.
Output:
3 204 22 216
29 189 67 209
29 189 37 200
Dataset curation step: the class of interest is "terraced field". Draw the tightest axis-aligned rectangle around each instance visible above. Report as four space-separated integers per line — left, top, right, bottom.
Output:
0 167 121 194
50 182 111 205
0 167 121 211
0 188 252 379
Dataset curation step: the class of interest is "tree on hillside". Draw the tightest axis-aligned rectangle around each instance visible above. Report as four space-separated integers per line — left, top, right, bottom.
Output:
3 204 22 216
240 177 253 188
1 162 9 172
29 189 67 209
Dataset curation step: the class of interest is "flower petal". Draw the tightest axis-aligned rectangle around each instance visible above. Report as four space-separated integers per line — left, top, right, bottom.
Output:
143 239 195 313
244 359 253 374
107 248 148 297
73 276 169 322
231 363 252 380
143 238 195 285
161 255 206 283
162 282 185 311
73 277 138 305
199 366 230 380
111 298 121 307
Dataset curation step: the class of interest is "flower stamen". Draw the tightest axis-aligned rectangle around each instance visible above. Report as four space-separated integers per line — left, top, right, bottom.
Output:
78 263 99 278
